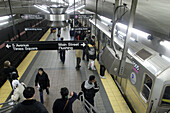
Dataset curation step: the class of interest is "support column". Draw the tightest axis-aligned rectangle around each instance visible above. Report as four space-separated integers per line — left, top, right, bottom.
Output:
118 0 138 76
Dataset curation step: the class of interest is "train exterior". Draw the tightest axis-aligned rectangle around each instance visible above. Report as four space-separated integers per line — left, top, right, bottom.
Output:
88 19 170 113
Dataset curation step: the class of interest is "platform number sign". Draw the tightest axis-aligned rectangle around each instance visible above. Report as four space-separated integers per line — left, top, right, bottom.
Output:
130 72 136 85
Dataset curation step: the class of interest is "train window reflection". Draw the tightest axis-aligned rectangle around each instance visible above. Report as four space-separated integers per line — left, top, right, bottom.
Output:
141 74 152 100
161 86 170 106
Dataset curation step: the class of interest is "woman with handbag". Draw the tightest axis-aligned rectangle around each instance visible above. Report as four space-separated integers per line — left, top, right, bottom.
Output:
52 87 77 113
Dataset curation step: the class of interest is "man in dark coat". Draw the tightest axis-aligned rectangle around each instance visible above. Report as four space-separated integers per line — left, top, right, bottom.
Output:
53 87 77 113
81 75 99 106
59 37 66 64
11 87 48 113
35 68 50 104
3 60 19 88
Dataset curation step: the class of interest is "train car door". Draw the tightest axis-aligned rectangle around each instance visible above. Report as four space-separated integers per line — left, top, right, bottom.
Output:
157 85 170 113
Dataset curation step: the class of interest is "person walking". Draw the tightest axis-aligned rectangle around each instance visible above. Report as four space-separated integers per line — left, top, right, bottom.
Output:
98 47 106 79
81 75 99 107
52 87 77 113
60 37 66 64
35 68 50 104
3 60 19 88
11 80 26 103
11 87 48 113
88 42 96 70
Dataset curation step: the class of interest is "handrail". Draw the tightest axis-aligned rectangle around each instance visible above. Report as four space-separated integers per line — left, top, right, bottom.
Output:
79 92 99 113
0 100 16 113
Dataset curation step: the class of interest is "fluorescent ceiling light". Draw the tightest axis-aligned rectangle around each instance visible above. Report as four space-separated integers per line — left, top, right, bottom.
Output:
101 21 108 26
130 37 136 41
116 22 150 39
118 31 126 36
0 21 9 26
161 55 170 62
160 40 170 49
0 15 10 21
66 5 85 14
98 15 112 23
34 5 50 13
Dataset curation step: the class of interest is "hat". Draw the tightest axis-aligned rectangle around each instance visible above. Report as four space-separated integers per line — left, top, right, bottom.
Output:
12 80 20 89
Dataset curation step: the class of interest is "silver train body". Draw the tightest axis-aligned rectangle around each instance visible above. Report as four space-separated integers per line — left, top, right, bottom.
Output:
90 20 170 113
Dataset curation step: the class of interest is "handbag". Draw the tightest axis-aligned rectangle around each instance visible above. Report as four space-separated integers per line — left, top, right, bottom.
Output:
62 99 69 113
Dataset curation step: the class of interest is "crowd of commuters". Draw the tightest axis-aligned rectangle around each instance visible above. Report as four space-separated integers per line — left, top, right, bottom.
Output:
2 19 107 113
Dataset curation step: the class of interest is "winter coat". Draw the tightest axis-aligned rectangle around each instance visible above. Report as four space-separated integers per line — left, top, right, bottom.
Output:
81 80 99 99
35 72 50 91
52 92 77 113
11 99 48 113
11 83 26 102
76 50 82 58
88 44 96 60
98 49 104 65
3 66 18 80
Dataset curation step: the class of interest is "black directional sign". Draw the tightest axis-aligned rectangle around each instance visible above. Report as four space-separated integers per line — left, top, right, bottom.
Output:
5 41 87 51
74 27 90 31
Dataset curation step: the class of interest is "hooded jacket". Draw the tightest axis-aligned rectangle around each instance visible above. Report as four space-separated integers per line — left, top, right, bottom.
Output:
81 80 99 99
11 80 26 102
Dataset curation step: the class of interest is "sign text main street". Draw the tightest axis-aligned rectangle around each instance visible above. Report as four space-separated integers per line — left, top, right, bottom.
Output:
5 41 86 51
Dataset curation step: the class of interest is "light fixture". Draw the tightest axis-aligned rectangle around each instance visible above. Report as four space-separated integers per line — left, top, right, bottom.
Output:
34 5 50 13
0 21 9 26
0 15 11 21
98 15 112 24
160 40 170 49
66 5 85 14
116 22 150 39
161 55 170 62
101 21 108 26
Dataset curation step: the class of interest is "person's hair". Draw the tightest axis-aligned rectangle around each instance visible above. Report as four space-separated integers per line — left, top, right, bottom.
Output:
23 87 35 99
60 87 69 99
92 35 95 39
57 34 60 37
89 75 95 81
4 61 10 68
61 37 64 41
38 68 44 72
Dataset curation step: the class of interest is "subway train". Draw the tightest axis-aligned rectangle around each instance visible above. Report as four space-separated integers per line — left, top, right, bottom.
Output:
94 26 170 113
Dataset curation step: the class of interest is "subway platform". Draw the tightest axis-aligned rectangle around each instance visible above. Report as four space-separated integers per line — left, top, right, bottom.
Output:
0 27 131 113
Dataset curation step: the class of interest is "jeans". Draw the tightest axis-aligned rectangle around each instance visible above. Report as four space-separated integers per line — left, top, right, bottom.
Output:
100 65 106 76
40 88 49 104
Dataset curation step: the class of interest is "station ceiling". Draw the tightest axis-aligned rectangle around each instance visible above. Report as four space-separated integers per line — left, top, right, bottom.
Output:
0 0 169 40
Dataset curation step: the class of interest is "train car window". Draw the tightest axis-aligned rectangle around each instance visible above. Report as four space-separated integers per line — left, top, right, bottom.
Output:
161 86 170 106
141 74 153 100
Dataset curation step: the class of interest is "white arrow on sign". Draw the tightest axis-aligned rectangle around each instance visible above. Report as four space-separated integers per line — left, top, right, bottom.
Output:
81 43 86 47
6 44 11 49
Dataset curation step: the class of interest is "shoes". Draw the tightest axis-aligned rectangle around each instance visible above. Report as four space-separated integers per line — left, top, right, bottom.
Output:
100 75 106 79
92 67 96 71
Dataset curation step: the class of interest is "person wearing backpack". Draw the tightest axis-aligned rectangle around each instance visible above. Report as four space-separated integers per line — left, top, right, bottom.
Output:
88 42 96 70
81 75 99 107
3 60 19 88
52 87 77 113
11 80 26 103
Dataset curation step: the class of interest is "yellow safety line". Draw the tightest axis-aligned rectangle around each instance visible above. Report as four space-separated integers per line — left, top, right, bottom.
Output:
0 28 51 107
95 60 132 113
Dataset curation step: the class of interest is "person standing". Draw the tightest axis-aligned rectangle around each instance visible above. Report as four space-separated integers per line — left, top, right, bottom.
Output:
35 68 50 104
98 47 106 79
3 60 19 88
60 37 66 64
88 42 96 70
81 75 99 107
11 87 48 113
52 87 77 113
